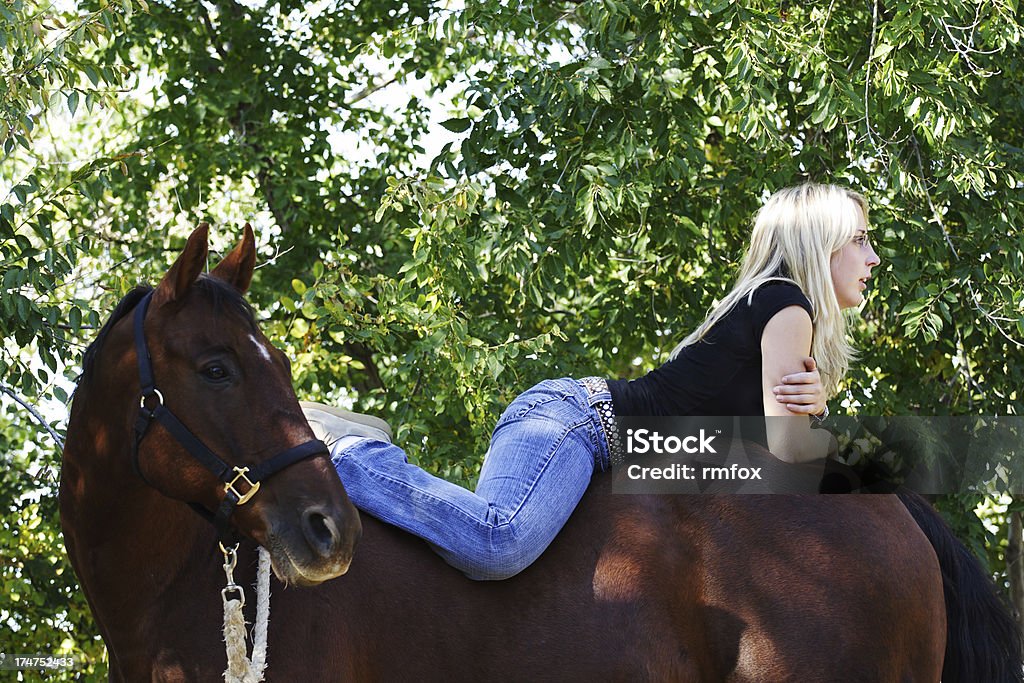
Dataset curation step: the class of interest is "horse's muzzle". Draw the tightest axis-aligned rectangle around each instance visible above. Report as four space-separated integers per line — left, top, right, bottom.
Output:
264 501 361 586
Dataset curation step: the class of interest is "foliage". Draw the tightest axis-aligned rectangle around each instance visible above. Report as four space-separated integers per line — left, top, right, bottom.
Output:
0 406 104 677
1 0 1022 675
2 1 140 676
1 0 140 401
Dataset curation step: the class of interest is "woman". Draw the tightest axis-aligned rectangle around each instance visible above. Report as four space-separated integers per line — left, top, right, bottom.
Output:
303 182 881 580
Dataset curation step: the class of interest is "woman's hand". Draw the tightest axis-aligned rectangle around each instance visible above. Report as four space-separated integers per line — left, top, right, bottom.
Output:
773 357 826 416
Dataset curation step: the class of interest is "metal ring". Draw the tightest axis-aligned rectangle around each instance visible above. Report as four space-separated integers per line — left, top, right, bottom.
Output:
139 388 165 410
221 585 245 607
219 542 239 568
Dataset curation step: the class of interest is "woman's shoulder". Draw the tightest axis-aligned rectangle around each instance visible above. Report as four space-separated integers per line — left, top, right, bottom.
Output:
748 279 812 308
745 280 813 336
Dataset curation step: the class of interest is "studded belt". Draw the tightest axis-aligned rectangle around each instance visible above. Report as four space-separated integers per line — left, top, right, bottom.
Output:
579 377 625 468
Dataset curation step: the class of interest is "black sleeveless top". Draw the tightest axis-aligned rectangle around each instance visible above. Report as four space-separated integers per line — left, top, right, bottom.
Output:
608 281 813 417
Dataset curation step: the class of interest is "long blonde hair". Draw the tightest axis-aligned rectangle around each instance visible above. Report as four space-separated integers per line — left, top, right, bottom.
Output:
669 183 868 397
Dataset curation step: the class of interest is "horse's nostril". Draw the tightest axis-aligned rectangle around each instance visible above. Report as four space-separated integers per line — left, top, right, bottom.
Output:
303 509 340 557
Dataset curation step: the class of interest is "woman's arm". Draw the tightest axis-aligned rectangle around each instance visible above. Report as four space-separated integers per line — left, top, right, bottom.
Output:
760 307 836 463
774 356 826 416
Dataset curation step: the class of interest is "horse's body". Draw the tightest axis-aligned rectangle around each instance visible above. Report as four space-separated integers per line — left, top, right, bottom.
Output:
61 226 1020 682
298 487 947 681
67 482 944 680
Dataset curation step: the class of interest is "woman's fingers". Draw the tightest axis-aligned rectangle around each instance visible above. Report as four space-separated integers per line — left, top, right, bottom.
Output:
776 358 823 413
773 384 820 397
780 371 817 385
777 397 818 410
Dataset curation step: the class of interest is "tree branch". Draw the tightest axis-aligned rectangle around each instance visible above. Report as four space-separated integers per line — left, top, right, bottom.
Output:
910 135 1023 349
255 159 294 234
343 341 385 391
199 2 230 62
863 0 879 149
0 380 65 450
346 74 402 107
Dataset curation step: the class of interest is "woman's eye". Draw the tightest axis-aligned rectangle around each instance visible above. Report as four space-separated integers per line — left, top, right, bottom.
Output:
202 364 229 381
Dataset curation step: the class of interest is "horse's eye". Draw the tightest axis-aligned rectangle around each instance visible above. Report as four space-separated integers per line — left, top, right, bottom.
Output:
202 364 229 382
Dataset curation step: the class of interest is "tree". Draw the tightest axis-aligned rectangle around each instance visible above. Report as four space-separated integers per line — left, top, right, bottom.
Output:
2 1 141 674
1 0 1022 676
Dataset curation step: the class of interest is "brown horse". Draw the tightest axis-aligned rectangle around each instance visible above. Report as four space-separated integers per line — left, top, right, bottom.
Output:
61 225 1021 681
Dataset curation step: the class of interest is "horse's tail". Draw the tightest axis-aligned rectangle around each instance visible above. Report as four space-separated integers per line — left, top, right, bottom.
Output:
898 491 1024 682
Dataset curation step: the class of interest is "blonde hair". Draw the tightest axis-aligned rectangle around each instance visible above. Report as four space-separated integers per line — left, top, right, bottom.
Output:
669 183 868 397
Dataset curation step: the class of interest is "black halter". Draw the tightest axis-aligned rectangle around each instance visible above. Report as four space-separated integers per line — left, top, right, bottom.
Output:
130 290 327 542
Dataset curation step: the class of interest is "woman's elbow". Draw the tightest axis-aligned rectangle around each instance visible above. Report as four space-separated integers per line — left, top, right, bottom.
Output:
766 421 834 463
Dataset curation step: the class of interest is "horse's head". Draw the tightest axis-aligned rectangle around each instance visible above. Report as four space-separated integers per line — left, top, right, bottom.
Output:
90 224 360 586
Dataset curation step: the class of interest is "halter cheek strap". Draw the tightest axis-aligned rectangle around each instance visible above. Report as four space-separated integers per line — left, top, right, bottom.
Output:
130 290 327 543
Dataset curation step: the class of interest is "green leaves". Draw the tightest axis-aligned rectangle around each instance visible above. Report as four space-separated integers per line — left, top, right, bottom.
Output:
0 401 102 677
1 5 145 675
440 117 472 133
2 0 1024 672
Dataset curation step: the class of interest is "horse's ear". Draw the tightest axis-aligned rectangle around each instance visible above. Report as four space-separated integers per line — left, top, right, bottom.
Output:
153 223 210 307
210 223 256 294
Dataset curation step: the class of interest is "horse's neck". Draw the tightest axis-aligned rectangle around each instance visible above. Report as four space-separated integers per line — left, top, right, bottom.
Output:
61 405 214 651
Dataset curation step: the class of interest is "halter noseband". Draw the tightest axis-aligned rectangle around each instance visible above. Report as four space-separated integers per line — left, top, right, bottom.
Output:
130 290 328 542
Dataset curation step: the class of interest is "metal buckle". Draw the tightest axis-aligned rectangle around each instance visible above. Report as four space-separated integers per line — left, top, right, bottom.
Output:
225 466 261 505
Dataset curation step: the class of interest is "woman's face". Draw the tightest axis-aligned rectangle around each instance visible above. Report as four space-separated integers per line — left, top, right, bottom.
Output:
830 225 880 309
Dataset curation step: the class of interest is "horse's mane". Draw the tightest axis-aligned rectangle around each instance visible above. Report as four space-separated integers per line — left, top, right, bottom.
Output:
80 276 258 383
81 285 154 383
191 275 258 331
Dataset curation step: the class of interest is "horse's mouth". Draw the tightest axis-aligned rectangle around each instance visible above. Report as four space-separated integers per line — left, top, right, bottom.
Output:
266 537 352 587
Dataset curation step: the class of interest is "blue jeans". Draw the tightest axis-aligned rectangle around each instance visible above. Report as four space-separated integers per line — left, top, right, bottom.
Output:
331 378 612 580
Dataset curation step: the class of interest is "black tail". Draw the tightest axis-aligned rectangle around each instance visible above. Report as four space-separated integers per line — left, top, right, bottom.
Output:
899 492 1024 682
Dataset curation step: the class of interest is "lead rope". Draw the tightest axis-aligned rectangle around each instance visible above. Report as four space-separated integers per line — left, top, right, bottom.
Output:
221 544 272 683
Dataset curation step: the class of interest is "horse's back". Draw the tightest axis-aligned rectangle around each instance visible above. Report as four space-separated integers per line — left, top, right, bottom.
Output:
539 482 944 681
642 493 943 681
283 477 943 682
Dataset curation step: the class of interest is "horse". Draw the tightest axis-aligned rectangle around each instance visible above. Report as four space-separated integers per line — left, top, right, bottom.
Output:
61 224 1022 681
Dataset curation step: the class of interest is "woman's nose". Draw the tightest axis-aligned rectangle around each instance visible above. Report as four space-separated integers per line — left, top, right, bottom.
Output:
867 244 880 267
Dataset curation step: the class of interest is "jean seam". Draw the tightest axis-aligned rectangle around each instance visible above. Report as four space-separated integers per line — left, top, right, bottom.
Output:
500 394 576 426
503 417 589 524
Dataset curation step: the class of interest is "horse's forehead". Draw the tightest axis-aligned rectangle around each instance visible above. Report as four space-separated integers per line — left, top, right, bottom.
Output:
170 322 268 346
246 332 274 363
155 302 269 359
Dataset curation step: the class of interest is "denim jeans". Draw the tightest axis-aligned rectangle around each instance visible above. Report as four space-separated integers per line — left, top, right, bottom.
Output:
331 378 612 580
